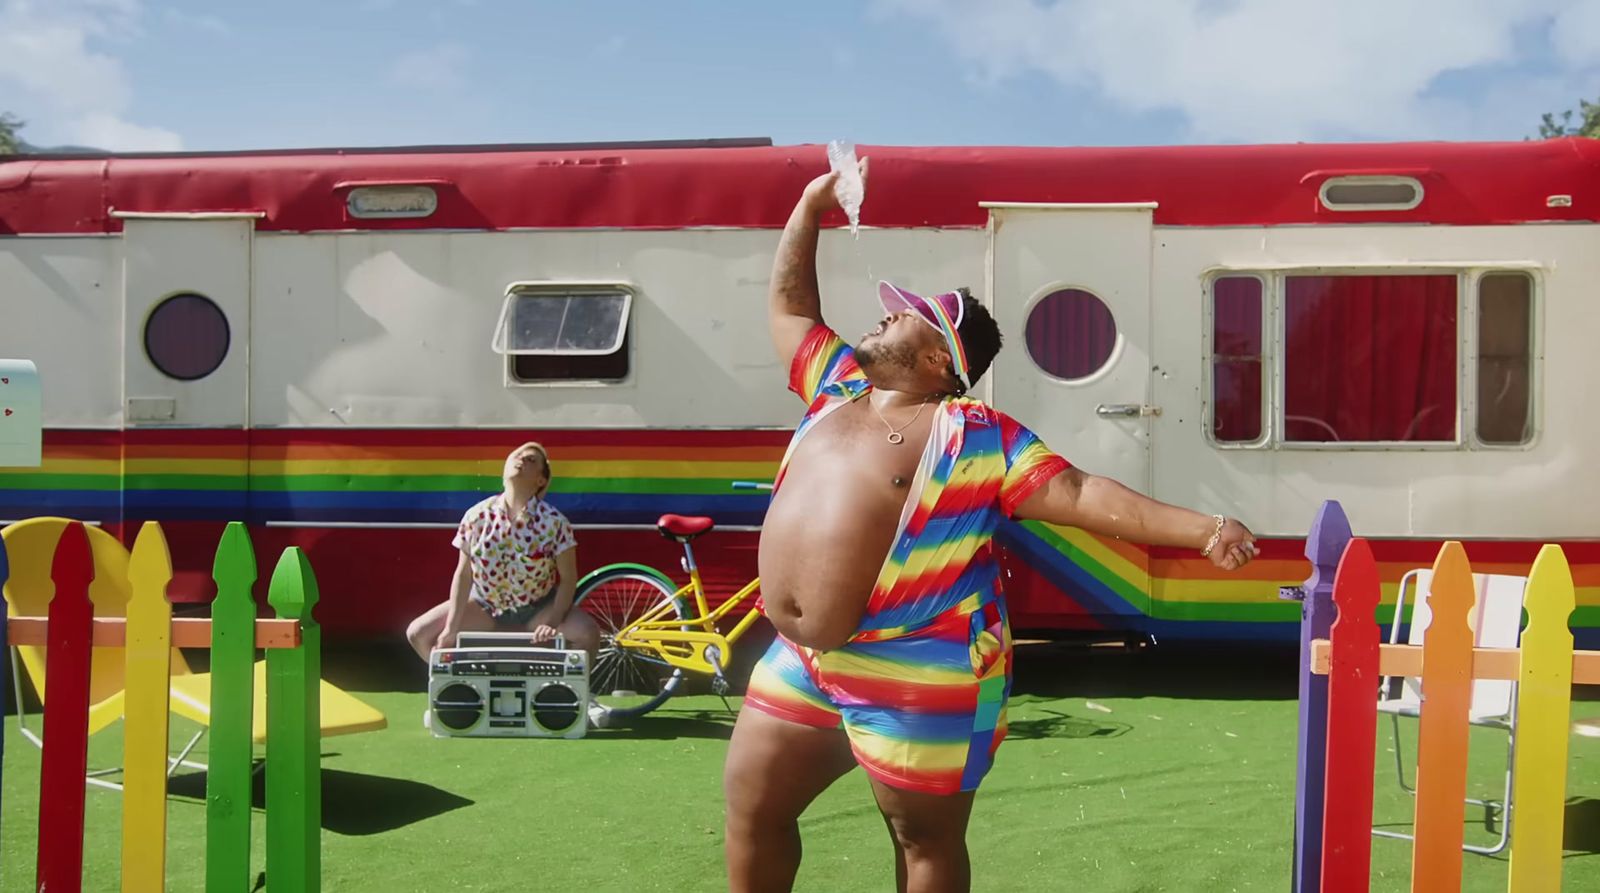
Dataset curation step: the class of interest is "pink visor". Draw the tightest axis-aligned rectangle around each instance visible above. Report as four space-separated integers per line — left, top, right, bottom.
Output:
877 281 970 389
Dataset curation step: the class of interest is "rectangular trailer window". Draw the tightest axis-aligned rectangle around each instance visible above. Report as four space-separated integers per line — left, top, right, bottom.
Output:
492 283 632 383
1210 276 1265 444
1282 273 1458 443
1476 272 1534 445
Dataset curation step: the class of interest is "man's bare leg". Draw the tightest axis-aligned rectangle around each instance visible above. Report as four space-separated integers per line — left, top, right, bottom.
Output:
868 778 977 893
724 707 858 893
879 809 909 892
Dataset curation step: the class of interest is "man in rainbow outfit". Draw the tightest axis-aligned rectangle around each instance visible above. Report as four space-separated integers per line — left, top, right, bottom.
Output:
724 155 1259 893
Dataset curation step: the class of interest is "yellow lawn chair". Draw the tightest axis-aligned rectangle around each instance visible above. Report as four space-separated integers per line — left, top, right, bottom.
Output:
3 517 387 792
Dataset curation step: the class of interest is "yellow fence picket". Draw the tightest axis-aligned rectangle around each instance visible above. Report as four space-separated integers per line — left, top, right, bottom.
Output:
121 522 175 891
1507 544 1576 892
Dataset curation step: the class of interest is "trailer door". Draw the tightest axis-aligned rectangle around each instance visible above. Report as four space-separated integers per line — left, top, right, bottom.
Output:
986 203 1155 491
121 216 254 430
119 214 255 580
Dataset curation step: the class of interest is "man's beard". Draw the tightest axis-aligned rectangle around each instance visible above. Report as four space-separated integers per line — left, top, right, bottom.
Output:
855 339 918 375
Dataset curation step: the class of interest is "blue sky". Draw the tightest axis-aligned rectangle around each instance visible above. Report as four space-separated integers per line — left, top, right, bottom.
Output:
2 0 1597 152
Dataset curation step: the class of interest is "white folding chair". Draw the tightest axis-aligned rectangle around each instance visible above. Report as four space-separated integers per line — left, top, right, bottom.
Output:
1373 568 1526 855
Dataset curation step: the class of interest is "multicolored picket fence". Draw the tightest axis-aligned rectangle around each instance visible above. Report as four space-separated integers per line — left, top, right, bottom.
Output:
0 520 322 893
1288 500 1600 892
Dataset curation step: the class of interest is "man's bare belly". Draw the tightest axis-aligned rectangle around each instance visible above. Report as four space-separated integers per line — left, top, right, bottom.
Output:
759 398 935 650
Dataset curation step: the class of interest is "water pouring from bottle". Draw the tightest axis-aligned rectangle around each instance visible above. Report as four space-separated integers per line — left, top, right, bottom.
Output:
827 140 865 238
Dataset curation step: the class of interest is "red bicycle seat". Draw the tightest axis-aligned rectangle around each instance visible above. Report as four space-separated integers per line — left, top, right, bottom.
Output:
657 514 715 540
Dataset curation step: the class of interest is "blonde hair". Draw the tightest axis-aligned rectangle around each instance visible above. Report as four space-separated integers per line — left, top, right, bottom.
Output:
503 441 553 496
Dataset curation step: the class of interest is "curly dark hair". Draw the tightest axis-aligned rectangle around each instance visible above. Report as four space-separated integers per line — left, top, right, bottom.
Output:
953 288 1002 389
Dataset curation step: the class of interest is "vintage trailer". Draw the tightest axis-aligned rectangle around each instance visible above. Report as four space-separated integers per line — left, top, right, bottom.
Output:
2 136 1597 645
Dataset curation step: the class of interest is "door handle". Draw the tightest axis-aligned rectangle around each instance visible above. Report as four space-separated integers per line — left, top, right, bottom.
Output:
1096 403 1161 418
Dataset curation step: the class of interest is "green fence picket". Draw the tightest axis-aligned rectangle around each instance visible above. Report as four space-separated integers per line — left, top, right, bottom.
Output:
205 522 259 892
267 546 322 893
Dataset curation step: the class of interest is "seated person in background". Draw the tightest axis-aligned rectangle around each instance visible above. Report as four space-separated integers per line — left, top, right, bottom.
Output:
406 442 608 726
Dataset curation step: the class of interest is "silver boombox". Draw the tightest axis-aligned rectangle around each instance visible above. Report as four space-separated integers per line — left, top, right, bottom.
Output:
428 632 590 739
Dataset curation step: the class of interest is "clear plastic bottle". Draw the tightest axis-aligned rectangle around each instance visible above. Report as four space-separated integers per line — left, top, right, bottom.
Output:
827 140 864 237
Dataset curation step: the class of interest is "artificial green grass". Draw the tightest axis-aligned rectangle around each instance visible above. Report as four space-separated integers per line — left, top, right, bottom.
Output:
4 643 1598 891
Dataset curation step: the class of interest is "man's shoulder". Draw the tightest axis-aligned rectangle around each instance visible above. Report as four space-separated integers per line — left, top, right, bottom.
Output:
947 398 1048 444
948 396 1004 427
795 323 852 364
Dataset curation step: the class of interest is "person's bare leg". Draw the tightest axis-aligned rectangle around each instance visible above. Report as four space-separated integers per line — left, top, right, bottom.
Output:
868 779 976 893
548 606 602 666
404 602 451 662
547 609 607 721
724 708 857 893
879 809 909 892
406 598 498 661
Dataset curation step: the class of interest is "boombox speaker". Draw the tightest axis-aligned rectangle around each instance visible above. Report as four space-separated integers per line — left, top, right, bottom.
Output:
428 632 589 739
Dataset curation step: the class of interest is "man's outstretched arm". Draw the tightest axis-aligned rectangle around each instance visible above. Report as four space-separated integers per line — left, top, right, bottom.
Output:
768 159 867 369
1013 467 1259 570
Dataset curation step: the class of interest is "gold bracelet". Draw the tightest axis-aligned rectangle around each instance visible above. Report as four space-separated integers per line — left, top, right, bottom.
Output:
1200 514 1226 557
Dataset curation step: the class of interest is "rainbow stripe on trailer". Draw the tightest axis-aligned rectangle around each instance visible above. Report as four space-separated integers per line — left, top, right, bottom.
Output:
5 429 1599 644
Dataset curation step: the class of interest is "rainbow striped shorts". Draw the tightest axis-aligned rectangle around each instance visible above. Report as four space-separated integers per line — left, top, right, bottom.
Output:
744 596 1012 795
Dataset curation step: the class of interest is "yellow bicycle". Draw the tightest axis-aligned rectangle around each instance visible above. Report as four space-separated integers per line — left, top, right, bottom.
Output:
572 482 770 718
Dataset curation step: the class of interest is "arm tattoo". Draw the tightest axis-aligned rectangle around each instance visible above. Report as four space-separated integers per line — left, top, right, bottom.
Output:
770 202 823 323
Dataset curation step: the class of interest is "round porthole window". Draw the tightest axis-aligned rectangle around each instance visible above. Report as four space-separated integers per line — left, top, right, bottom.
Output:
144 293 231 381
1024 288 1118 381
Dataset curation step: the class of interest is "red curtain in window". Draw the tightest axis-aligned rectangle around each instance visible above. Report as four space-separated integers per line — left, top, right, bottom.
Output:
1212 278 1263 441
1284 275 1456 442
1025 289 1117 380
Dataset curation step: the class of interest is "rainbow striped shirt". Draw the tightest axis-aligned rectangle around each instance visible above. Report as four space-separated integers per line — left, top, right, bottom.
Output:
774 324 1070 640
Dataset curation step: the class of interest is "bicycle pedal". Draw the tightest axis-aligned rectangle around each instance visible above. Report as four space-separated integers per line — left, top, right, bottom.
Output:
712 676 730 696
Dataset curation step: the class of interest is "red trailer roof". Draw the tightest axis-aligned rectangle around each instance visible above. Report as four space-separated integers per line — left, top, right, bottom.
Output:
2 138 1596 234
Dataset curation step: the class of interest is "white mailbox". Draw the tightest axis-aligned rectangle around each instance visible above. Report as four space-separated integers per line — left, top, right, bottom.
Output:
0 359 42 467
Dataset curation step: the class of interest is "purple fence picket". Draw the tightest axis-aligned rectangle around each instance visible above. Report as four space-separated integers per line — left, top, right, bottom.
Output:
1285 500 1352 893
0 533 8 844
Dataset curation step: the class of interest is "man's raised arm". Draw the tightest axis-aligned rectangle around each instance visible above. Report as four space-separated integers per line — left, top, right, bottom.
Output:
768 159 868 369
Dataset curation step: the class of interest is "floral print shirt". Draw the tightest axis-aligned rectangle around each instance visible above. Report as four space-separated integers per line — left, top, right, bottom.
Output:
452 495 577 614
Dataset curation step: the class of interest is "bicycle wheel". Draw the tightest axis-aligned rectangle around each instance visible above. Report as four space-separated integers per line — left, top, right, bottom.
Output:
573 564 690 719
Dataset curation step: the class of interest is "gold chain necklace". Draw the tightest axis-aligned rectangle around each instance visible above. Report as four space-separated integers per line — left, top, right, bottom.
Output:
870 395 930 445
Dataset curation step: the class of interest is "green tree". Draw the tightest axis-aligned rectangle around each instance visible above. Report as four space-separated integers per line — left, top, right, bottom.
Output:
0 112 24 154
1538 97 1600 139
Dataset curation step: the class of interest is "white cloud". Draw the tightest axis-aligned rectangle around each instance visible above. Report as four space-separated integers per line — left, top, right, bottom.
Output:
74 111 182 151
389 42 470 91
0 0 183 150
876 0 1600 142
